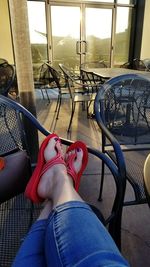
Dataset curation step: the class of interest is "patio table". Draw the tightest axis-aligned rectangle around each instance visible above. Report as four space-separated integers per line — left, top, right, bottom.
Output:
81 67 150 80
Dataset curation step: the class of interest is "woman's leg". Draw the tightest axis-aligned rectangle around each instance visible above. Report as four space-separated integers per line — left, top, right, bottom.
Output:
37 147 130 267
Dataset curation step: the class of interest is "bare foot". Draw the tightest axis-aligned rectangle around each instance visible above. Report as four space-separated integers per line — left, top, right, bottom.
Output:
37 140 84 204
37 137 67 199
65 148 83 176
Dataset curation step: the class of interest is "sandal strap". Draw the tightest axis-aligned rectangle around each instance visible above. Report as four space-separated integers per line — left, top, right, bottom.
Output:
41 153 66 177
66 153 78 188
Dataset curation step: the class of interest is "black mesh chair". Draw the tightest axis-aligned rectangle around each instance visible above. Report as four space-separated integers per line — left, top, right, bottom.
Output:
59 63 97 132
0 58 8 66
0 62 15 96
132 58 147 71
80 60 107 91
0 95 127 265
94 73 150 248
34 62 56 103
143 58 150 71
44 63 72 119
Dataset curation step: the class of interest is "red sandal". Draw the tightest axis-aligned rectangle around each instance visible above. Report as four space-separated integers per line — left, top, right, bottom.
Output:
25 133 66 203
65 141 88 191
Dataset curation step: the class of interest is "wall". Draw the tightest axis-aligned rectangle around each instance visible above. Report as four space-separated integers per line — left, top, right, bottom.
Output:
0 0 14 63
140 0 150 59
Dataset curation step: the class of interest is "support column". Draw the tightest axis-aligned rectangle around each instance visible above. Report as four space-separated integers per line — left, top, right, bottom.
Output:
8 0 39 163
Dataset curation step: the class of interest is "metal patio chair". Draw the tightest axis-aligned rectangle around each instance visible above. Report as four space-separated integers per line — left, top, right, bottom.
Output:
132 58 147 71
0 62 15 96
0 58 8 66
94 73 150 248
44 63 70 119
143 58 150 71
34 62 56 103
80 60 107 90
0 95 127 266
59 63 97 132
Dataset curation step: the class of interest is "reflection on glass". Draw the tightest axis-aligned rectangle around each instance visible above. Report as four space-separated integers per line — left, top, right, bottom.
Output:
27 1 48 79
85 8 112 64
51 6 80 70
114 7 132 66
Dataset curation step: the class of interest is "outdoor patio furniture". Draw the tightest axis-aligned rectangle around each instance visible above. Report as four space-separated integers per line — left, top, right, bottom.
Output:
0 62 15 96
44 63 71 119
59 63 97 132
0 58 8 66
81 61 107 87
143 58 150 71
132 58 147 71
34 62 56 103
94 73 150 248
0 94 127 265
80 69 105 92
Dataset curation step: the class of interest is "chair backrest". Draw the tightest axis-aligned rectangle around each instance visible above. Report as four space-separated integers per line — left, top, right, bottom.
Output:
143 58 150 71
0 97 30 156
38 62 54 85
133 58 147 71
143 154 150 207
59 63 75 99
80 69 105 88
95 73 150 145
59 64 80 80
0 63 15 96
44 63 63 92
0 58 8 66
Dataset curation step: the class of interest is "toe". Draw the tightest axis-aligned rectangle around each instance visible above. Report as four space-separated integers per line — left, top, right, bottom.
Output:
44 137 58 162
76 148 83 162
56 141 64 158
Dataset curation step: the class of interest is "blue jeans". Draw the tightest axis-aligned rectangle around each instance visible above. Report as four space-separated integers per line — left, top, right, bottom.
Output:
12 201 129 267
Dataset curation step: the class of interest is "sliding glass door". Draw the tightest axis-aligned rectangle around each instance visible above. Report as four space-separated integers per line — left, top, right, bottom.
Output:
50 6 81 70
27 1 134 71
49 3 113 69
85 7 113 65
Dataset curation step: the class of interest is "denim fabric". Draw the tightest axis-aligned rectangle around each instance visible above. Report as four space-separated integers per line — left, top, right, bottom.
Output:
12 201 129 267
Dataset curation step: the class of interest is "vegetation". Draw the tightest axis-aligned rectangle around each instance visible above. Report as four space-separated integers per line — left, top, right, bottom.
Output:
31 30 130 78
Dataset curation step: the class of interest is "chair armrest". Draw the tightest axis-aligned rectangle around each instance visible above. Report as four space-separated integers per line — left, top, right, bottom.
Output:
94 90 126 178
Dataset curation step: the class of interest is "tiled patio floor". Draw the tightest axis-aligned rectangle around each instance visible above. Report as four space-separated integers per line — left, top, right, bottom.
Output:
36 92 150 267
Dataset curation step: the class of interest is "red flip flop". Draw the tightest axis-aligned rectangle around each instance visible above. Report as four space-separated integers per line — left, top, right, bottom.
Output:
25 133 66 203
65 141 88 191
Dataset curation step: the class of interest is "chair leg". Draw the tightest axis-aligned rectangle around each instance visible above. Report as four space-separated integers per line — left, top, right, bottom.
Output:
40 89 45 100
87 100 93 118
45 89 50 103
98 160 105 201
108 207 122 250
68 102 76 132
55 95 59 113
56 96 62 120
